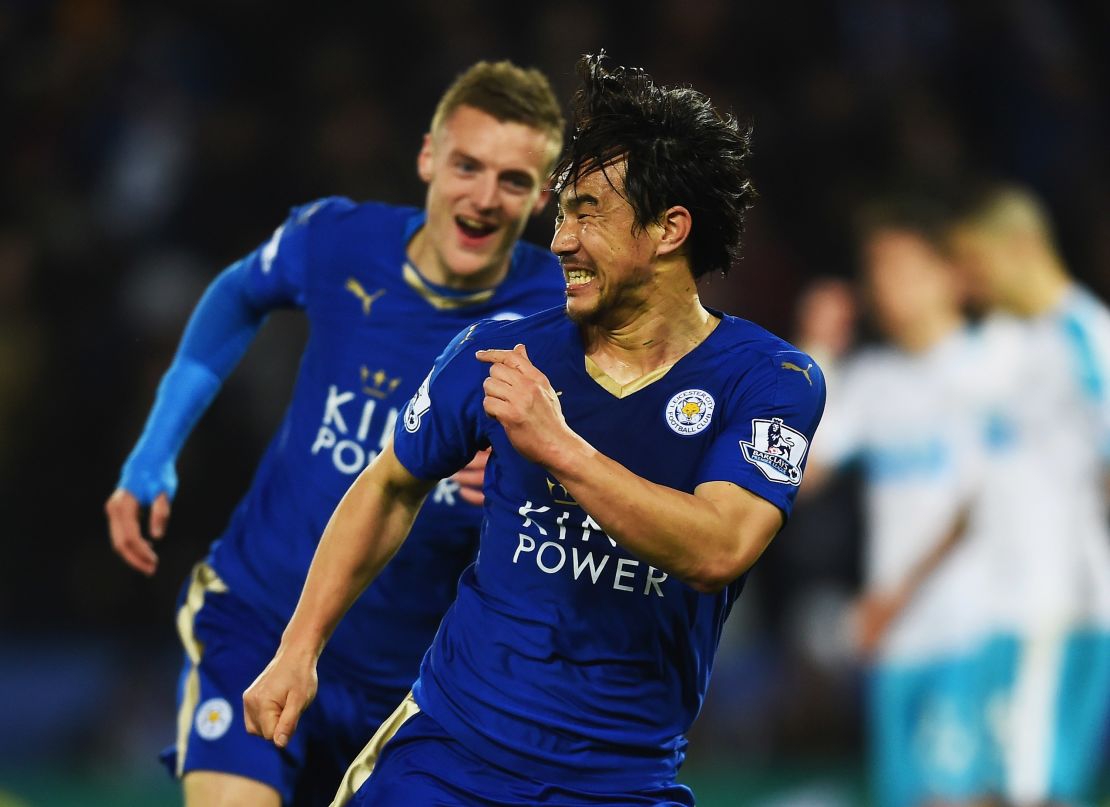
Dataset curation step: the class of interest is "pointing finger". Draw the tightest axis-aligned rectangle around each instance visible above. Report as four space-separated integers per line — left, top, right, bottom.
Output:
475 348 515 365
476 345 531 370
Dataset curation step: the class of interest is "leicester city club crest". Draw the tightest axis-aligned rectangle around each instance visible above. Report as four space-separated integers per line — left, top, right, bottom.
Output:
740 417 809 484
195 697 233 741
665 389 715 435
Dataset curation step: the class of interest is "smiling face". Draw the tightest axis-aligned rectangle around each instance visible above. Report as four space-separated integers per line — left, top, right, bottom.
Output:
551 161 666 325
410 104 556 289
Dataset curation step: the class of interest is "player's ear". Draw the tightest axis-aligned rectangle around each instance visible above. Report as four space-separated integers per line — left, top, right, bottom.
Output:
656 205 692 258
417 133 434 183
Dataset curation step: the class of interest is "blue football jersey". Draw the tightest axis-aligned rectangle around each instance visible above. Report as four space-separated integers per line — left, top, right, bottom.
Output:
204 197 565 694
393 307 826 790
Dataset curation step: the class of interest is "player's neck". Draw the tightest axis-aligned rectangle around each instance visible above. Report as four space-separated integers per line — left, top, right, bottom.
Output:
581 286 718 384
893 309 963 354
406 227 510 291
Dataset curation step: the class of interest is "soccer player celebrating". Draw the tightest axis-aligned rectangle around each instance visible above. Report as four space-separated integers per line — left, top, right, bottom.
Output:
105 61 566 807
944 184 1110 807
243 53 825 806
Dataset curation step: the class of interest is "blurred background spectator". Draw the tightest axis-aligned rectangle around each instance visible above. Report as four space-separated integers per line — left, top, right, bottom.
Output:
1 1 1108 804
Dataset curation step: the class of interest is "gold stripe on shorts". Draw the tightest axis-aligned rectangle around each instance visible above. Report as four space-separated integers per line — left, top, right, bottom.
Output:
173 562 229 777
329 691 421 806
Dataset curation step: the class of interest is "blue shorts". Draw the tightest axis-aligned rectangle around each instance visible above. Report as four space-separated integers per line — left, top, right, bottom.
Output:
160 563 403 807
869 650 994 807
333 695 696 807
980 629 1110 804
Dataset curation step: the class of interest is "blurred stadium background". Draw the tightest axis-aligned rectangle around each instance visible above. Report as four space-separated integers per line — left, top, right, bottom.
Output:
2 1 1108 805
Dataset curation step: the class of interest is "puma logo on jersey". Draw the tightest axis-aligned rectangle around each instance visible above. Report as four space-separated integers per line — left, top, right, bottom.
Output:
345 278 386 315
782 361 814 386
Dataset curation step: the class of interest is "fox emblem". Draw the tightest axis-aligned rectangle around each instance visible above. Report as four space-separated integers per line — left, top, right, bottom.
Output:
681 401 703 418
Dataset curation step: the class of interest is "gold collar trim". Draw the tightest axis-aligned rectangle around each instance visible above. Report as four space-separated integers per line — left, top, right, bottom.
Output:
584 355 677 398
403 262 495 310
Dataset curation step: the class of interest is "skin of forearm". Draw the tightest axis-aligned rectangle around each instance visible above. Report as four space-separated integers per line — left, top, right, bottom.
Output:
279 451 433 658
542 434 777 594
893 509 968 605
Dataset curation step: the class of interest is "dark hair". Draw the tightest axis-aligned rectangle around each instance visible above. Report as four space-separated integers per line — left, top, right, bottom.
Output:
553 53 756 278
851 191 953 252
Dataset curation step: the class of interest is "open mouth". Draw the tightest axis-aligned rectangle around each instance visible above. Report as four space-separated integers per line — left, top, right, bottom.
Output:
564 267 595 289
456 215 497 240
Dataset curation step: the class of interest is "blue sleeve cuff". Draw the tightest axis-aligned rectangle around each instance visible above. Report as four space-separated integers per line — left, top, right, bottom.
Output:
117 260 270 503
118 359 222 503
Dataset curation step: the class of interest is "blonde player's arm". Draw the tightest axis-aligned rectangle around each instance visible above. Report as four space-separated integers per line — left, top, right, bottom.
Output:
242 441 435 748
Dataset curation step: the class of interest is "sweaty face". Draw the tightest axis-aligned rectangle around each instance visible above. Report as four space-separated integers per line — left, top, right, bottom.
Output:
412 105 554 288
551 162 661 325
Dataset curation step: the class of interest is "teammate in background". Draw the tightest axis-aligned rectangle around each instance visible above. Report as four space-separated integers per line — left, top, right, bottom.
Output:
104 61 566 807
799 197 997 807
944 183 1110 807
242 53 824 806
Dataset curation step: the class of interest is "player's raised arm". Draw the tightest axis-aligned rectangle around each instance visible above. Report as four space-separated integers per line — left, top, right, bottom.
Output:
242 441 435 748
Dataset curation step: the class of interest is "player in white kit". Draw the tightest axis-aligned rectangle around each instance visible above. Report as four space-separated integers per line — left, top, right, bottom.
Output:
803 197 997 807
945 184 1110 807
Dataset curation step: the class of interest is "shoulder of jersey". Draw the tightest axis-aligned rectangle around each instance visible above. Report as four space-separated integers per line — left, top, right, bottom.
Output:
512 238 561 271
464 306 568 349
715 315 826 393
289 196 417 235
712 314 808 362
1069 285 1110 324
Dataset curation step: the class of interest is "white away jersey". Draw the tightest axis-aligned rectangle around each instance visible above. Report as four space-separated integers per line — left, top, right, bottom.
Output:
971 286 1110 632
816 329 992 661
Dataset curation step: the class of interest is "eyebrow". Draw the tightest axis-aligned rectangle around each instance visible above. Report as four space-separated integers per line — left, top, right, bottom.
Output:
557 193 600 213
501 169 536 188
449 148 481 165
450 149 536 187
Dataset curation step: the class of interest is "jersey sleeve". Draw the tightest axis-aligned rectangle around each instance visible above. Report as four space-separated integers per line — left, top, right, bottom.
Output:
237 196 355 309
393 322 490 480
695 350 827 517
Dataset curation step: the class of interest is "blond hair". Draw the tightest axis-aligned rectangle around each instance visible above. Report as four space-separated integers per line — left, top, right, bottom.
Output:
958 184 1058 249
430 61 564 172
